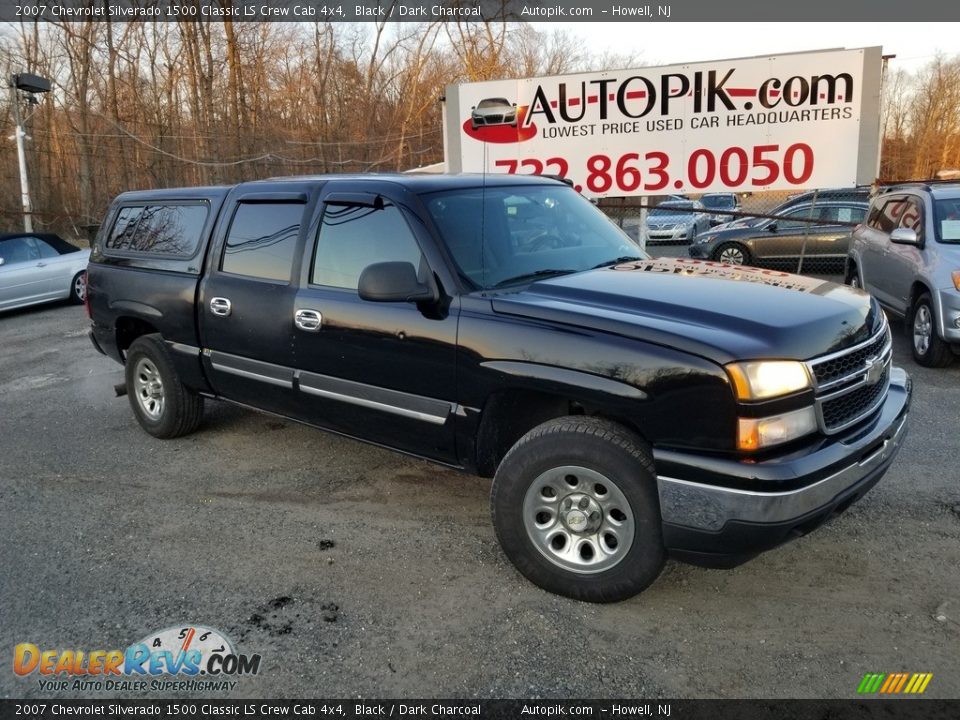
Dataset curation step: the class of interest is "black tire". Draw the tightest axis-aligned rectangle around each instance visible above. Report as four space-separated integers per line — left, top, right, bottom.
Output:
910 293 953 368
69 271 86 304
714 242 750 266
125 334 205 438
490 416 666 603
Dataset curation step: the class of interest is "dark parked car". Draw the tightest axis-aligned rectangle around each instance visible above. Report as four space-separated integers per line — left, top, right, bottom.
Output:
87 174 910 603
689 201 868 268
0 232 89 312
699 193 741 226
712 187 874 232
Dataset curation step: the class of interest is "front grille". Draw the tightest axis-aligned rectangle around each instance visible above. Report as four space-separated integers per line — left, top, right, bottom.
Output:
811 330 888 387
806 319 891 434
820 365 889 431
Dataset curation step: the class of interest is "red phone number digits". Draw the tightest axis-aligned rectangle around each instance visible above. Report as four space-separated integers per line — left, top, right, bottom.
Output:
494 144 814 193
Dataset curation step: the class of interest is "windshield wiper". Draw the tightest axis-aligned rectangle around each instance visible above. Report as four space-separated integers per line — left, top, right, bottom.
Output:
493 269 578 288
592 255 644 269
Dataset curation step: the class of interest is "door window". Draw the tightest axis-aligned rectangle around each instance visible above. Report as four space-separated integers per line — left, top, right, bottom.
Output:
311 203 424 290
819 205 867 224
777 207 821 230
221 202 304 282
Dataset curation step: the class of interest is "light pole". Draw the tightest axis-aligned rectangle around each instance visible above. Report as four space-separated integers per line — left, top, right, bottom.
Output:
9 72 50 233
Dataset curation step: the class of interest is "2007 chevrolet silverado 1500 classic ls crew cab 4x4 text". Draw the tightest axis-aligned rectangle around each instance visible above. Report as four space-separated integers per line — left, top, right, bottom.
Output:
86 174 911 602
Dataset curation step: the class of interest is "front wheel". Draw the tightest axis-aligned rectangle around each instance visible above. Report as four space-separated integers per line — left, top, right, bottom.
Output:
491 416 666 603
911 294 953 367
714 242 750 266
125 334 205 438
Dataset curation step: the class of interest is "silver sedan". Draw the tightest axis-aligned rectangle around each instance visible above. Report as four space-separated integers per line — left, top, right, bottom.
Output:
0 233 90 312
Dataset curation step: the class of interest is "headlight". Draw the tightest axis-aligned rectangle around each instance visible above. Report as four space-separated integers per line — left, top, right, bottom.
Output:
697 235 715 244
737 406 818 451
726 360 811 401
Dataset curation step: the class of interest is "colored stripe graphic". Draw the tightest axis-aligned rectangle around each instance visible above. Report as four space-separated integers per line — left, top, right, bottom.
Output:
857 672 932 694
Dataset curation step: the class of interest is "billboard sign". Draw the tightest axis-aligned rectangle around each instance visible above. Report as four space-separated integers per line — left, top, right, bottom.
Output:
444 48 883 197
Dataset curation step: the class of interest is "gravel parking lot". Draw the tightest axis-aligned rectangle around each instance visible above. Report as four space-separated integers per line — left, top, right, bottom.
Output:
1 302 958 699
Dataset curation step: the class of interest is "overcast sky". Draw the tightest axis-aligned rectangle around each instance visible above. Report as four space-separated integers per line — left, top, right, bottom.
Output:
535 22 959 75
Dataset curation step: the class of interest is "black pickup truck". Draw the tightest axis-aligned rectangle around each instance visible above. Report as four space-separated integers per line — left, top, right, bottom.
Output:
87 174 911 602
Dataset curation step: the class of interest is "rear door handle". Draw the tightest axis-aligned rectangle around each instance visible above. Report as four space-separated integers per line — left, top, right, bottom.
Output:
294 309 322 332
210 297 232 316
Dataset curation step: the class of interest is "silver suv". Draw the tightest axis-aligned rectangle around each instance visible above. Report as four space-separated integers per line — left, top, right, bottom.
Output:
847 183 960 367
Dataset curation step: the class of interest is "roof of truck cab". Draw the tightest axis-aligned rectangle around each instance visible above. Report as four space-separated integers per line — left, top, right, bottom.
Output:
108 174 565 204
110 186 232 203
260 173 566 193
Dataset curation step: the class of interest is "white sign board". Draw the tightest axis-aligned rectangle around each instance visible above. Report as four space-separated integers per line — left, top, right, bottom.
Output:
444 48 883 197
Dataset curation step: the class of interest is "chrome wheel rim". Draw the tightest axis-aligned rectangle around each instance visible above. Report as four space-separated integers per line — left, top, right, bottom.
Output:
74 274 86 302
133 358 165 421
718 246 745 265
522 465 635 574
913 304 933 356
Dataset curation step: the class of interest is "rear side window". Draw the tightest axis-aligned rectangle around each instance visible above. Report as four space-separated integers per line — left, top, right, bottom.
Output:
221 202 304 282
105 203 207 256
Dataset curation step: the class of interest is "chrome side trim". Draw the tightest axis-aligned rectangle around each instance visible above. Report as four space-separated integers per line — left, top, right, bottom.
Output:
167 342 201 357
657 414 907 532
207 351 294 389
203 350 452 425
298 371 452 426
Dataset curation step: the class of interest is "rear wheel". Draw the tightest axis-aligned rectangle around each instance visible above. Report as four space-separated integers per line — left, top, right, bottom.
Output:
125 335 205 438
491 416 665 603
714 242 750 266
910 294 953 367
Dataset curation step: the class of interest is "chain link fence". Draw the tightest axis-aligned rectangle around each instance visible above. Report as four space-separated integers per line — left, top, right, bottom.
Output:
599 187 876 279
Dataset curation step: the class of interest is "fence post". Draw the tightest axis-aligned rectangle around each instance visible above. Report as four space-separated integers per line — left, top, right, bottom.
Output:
796 189 819 275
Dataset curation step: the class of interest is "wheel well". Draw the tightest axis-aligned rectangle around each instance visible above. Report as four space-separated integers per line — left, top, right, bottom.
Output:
909 281 932 310
845 257 857 275
473 389 648 477
115 317 159 355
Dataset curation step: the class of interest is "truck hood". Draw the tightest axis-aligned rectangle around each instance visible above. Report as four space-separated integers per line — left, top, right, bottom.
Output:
491 258 884 365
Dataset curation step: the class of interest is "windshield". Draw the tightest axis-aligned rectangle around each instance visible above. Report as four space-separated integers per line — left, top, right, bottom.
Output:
700 194 736 209
934 198 960 243
650 202 695 217
423 185 647 289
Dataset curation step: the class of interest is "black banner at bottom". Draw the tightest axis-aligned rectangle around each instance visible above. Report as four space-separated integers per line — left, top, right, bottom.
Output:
1 700 958 720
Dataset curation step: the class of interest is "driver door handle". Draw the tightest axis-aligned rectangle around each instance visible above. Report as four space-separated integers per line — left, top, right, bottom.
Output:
294 309 322 332
210 297 232 316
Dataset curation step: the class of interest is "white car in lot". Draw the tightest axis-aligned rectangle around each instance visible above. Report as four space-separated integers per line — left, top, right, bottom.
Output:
645 200 710 243
0 233 89 312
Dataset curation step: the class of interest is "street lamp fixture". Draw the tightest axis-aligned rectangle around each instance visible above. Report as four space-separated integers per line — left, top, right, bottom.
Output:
10 72 50 232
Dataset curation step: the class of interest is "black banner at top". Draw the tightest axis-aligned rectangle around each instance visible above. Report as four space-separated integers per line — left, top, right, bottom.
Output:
1 0 960 22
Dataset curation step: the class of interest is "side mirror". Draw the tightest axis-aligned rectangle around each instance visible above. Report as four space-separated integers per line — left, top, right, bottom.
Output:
767 222 778 232
890 227 921 247
358 261 437 303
